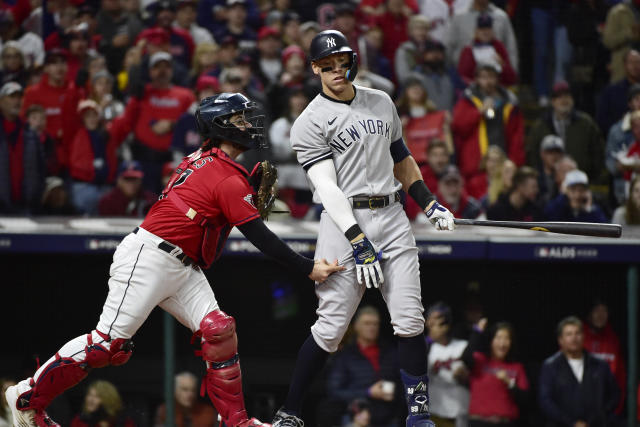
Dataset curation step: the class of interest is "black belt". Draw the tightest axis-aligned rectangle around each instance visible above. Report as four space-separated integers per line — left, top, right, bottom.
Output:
352 192 400 209
133 227 197 267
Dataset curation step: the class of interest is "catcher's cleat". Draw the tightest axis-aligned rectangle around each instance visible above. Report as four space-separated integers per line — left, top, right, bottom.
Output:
5 384 60 427
272 408 304 427
236 417 271 427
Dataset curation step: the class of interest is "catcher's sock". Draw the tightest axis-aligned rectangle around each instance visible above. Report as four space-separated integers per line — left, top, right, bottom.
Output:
398 334 428 376
283 334 329 415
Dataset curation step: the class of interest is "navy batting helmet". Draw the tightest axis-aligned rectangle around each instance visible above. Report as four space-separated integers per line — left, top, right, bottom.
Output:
309 30 358 81
195 93 264 150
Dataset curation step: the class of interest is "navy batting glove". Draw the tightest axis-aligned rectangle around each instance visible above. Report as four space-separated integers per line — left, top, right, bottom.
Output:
351 236 386 288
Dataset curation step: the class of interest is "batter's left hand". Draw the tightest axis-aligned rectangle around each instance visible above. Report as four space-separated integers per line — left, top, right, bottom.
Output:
425 201 455 231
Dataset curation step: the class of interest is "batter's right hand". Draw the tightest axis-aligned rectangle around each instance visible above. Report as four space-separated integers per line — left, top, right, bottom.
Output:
351 236 388 288
309 259 345 283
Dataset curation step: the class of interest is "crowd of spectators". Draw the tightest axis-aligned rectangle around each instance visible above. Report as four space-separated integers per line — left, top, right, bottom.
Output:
0 0 640 227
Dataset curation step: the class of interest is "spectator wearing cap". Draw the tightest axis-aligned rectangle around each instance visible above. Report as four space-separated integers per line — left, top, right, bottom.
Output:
269 88 312 218
21 48 70 167
60 23 93 84
395 15 430 85
447 0 518 72
96 0 144 75
544 169 608 223
255 26 282 86
603 1 640 84
0 42 28 88
196 0 260 37
98 160 157 216
457 14 517 87
461 320 530 427
69 99 118 215
171 75 219 158
131 27 190 88
537 135 566 207
396 76 452 163
266 45 319 119
174 0 214 46
0 82 46 214
281 12 301 47
299 21 320 57
424 302 470 427
605 84 640 205
213 0 257 53
487 166 543 221
412 40 464 111
527 81 605 185
437 165 482 219
596 49 640 138
582 300 626 415
417 0 472 44
38 176 76 215
333 3 360 51
452 62 524 199
539 316 619 427
147 0 195 68
110 51 195 193
326 306 401 427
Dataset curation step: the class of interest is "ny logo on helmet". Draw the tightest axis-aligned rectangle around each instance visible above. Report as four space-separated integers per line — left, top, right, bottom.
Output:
326 37 336 48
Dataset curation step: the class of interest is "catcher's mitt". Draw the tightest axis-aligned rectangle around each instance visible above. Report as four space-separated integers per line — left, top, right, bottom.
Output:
249 160 278 219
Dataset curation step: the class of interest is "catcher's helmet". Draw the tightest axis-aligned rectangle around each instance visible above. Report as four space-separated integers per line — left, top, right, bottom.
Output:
309 30 358 81
195 92 264 150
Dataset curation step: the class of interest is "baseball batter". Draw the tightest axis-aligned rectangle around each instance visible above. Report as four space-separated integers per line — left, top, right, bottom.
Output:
5 93 342 427
272 31 455 427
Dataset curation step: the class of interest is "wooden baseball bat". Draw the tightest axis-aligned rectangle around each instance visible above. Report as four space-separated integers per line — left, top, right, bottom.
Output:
453 219 622 238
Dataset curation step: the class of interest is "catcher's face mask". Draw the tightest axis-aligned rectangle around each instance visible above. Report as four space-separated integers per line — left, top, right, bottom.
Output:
215 107 265 150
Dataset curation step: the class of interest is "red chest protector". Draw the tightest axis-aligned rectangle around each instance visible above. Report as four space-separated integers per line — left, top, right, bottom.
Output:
160 147 250 267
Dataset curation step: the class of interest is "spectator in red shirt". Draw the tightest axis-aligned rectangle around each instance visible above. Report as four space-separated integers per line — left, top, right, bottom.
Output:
69 100 118 215
110 51 195 192
71 380 135 427
462 319 530 427
61 23 93 84
376 0 414 69
457 14 517 87
583 300 626 415
154 372 218 427
452 62 524 198
437 165 482 219
98 160 157 217
21 48 71 167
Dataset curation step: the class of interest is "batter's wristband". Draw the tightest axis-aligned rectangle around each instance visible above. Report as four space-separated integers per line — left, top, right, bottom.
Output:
344 224 364 242
408 180 436 211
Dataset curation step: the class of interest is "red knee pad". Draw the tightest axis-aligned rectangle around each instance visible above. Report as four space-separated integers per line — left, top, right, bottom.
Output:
85 332 134 368
199 311 238 363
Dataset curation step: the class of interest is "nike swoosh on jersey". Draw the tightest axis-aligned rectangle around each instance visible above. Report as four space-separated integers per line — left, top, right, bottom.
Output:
328 117 337 125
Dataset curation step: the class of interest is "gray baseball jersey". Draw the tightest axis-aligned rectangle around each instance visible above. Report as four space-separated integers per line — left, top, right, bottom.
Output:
291 85 404 201
290 85 425 353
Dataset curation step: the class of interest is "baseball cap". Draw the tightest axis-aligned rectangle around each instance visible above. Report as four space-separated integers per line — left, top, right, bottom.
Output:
540 134 565 152
477 14 493 28
424 39 445 52
138 27 170 46
476 60 501 74
300 21 320 34
551 80 571 98
258 26 280 40
334 3 356 16
282 45 305 64
45 48 69 64
195 75 220 92
118 160 145 179
77 99 101 115
91 70 114 83
149 51 172 67
220 35 239 47
282 11 300 25
226 0 247 7
152 0 177 12
0 81 22 97
563 169 589 188
440 165 462 182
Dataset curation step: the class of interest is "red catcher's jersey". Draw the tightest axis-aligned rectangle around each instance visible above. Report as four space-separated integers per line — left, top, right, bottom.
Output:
140 148 259 266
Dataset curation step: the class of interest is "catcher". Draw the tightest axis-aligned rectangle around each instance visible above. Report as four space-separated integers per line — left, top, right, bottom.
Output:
5 93 343 427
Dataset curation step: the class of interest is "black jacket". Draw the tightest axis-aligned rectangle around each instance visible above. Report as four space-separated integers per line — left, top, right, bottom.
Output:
538 351 619 427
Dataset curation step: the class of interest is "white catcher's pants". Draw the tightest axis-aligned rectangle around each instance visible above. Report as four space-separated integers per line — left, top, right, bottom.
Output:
31 228 218 383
